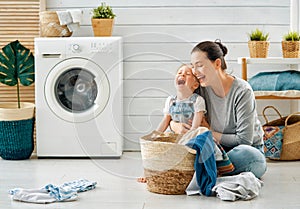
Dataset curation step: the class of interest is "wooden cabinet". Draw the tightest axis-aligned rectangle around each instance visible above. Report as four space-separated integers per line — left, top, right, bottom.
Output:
238 57 300 99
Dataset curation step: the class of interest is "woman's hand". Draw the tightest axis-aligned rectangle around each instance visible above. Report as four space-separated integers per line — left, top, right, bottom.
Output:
170 120 191 134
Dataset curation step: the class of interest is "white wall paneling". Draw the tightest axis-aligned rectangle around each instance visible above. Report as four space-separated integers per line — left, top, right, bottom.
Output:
46 0 292 150
46 0 289 8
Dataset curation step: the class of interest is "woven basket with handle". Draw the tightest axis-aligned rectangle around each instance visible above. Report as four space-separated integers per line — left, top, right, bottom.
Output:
262 106 300 160
281 112 300 160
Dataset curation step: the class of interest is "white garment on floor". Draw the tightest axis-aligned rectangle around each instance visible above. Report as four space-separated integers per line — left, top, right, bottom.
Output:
9 179 96 204
9 188 77 203
212 172 263 201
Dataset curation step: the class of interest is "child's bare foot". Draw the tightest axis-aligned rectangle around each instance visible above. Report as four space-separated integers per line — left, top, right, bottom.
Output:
137 177 147 183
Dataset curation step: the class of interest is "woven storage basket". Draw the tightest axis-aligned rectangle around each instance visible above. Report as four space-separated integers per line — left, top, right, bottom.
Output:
40 11 72 37
281 112 300 160
248 41 270 58
262 106 300 160
140 131 195 195
281 41 300 58
0 118 34 160
0 102 35 160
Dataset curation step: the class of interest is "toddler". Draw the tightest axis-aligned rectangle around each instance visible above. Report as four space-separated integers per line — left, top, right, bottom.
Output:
156 64 206 132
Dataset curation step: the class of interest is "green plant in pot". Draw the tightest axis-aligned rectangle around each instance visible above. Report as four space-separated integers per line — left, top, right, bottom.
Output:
0 40 35 160
282 31 300 58
247 28 270 58
91 2 116 36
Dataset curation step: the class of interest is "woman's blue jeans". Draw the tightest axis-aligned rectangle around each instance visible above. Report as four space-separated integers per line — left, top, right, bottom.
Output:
226 144 267 178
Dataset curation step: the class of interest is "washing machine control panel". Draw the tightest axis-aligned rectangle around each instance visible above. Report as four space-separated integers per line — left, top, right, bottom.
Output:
90 42 113 53
67 41 113 54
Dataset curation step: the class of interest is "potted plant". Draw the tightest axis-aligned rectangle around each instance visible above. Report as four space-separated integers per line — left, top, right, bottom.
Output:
91 2 116 36
282 31 300 58
247 28 270 58
0 40 35 160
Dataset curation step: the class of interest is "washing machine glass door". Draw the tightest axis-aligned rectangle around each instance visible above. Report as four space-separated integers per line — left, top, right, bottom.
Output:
55 68 97 113
45 58 110 122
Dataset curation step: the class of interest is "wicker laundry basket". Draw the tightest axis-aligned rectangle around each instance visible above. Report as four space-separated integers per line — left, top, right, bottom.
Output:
40 11 72 37
140 131 195 195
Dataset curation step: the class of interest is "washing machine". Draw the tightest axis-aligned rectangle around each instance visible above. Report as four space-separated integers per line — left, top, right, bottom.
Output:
35 37 123 157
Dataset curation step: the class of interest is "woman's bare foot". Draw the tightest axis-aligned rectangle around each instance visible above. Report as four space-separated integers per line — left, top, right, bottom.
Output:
137 177 147 183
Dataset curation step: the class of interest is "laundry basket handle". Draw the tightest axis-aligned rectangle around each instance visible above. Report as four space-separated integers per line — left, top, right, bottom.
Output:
285 112 300 127
262 106 283 124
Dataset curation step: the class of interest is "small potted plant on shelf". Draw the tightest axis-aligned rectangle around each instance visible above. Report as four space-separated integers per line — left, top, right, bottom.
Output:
247 28 270 58
91 2 116 37
0 40 35 160
282 31 300 58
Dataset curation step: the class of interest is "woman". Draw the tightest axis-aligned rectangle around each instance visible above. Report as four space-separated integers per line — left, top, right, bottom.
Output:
170 40 267 178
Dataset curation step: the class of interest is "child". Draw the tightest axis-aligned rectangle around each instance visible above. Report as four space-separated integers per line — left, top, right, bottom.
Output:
138 64 206 183
156 64 206 132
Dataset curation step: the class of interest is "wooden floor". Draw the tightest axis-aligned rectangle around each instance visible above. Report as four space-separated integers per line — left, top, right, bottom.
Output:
1 152 300 209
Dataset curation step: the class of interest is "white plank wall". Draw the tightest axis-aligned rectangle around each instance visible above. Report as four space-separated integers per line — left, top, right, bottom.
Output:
46 0 292 150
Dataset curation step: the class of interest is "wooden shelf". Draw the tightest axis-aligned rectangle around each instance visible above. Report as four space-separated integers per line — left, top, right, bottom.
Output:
238 57 300 100
238 57 300 65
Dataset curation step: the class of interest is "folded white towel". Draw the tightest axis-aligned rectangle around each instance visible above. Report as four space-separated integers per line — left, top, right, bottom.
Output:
56 11 73 25
67 9 82 24
56 10 82 32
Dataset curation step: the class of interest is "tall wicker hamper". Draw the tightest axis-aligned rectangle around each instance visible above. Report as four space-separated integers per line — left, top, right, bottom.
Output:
140 132 195 195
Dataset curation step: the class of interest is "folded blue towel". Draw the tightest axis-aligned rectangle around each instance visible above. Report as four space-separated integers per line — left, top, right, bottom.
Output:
249 70 300 91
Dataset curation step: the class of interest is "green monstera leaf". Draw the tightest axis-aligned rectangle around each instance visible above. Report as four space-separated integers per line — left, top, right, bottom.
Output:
0 40 34 108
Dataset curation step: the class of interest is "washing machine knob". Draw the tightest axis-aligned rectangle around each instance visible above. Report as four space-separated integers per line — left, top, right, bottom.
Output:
71 44 81 52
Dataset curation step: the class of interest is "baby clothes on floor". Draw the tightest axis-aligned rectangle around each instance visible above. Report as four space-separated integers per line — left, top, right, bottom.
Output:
9 179 97 204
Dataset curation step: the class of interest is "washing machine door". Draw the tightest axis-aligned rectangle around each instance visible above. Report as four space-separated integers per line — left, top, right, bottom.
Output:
45 57 110 123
